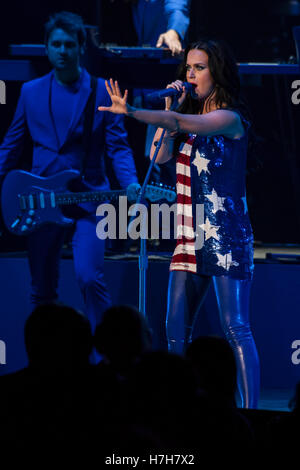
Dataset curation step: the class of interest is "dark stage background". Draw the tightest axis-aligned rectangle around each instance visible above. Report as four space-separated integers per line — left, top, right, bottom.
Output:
0 0 299 61
0 0 300 248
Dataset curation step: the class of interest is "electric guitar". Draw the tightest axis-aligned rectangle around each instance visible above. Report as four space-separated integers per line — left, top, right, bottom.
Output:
1 170 176 235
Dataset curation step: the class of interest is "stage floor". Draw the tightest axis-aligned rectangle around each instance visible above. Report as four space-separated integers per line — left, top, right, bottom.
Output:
1 243 300 262
250 389 293 412
105 243 300 261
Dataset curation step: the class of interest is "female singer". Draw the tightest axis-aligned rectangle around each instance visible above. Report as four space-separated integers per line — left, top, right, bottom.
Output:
98 39 260 409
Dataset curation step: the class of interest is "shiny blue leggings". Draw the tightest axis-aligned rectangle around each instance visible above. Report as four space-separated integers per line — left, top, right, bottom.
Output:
166 270 260 408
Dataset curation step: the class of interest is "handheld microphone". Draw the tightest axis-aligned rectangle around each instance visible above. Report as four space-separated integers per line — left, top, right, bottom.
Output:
145 82 194 105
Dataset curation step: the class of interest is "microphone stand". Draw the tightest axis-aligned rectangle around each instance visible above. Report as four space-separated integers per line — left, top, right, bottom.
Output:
128 94 179 317
128 127 167 317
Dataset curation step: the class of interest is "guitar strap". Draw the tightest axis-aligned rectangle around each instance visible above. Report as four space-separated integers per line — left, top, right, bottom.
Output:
80 75 98 178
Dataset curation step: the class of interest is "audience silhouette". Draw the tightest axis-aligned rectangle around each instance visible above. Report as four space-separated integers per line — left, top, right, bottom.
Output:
94 304 152 377
0 302 297 462
0 303 95 461
186 335 237 406
24 302 93 374
186 335 255 455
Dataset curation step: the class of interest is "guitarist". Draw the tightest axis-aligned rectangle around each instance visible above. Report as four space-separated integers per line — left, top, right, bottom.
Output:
0 11 138 333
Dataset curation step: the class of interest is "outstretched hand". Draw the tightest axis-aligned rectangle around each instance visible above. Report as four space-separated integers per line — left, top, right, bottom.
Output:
98 79 129 115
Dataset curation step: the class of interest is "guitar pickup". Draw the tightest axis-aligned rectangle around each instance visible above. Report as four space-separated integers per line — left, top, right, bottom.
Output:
28 194 35 209
18 195 27 210
39 192 45 209
19 193 37 210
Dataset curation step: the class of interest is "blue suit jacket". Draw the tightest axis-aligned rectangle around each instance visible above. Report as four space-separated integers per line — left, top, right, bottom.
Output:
0 69 137 191
132 0 191 46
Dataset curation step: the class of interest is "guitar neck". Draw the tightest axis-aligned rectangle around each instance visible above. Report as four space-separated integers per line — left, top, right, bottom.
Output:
55 189 127 206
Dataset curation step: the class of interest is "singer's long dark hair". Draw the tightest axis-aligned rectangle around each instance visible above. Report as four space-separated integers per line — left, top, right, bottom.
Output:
175 38 262 173
176 38 249 118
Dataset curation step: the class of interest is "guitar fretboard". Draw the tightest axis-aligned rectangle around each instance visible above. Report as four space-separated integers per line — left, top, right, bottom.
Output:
55 189 127 205
18 184 176 212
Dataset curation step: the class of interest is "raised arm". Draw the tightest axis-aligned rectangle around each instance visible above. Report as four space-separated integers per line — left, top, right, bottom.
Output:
125 107 242 138
98 80 244 140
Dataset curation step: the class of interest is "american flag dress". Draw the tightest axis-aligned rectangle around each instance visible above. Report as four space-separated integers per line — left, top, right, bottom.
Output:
170 116 254 281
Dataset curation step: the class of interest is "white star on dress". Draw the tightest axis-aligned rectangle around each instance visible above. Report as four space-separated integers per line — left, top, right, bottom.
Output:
216 252 239 271
206 189 226 214
199 217 220 241
192 150 210 176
